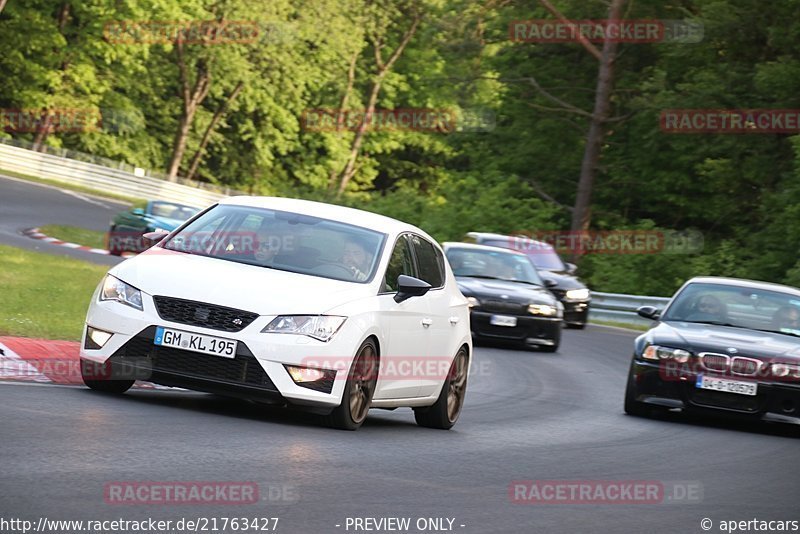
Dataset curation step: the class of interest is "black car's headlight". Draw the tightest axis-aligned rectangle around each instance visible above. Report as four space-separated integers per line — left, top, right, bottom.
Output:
262 315 346 342
100 275 144 311
642 345 691 363
565 288 590 300
770 362 800 379
528 304 559 316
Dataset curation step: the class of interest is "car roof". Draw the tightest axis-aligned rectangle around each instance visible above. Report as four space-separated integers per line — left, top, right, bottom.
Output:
686 276 800 297
220 196 422 237
465 231 554 249
443 241 528 256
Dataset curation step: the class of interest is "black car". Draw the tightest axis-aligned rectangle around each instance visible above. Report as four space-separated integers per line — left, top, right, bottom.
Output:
463 232 590 328
625 276 800 426
443 242 563 352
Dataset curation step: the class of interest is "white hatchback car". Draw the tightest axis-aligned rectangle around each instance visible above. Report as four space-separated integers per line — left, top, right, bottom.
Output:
80 196 472 430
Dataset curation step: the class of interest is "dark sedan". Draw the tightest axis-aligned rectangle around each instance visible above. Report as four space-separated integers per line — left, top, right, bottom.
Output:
463 232 590 328
108 200 200 255
443 243 563 352
625 276 800 426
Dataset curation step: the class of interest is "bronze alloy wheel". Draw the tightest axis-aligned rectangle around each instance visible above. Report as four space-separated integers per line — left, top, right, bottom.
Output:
446 348 469 422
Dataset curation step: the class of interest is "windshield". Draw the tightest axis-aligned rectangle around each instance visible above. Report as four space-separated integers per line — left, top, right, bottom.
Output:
482 238 566 271
149 201 200 221
662 282 800 335
161 204 387 283
446 247 544 285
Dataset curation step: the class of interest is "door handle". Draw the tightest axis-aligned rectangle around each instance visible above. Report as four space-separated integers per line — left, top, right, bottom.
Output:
421 318 433 328
449 316 460 325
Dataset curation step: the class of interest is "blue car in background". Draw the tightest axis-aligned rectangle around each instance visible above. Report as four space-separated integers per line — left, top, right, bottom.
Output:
108 200 200 255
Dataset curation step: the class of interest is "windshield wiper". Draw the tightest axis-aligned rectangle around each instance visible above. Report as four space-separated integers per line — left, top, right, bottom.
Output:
463 275 542 286
677 320 742 328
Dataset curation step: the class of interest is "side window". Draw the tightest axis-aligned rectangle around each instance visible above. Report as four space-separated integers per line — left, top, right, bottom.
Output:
411 235 444 288
382 236 416 292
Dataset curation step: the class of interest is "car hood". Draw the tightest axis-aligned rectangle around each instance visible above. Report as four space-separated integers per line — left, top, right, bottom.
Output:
647 321 800 361
456 277 557 305
537 270 585 290
110 248 370 315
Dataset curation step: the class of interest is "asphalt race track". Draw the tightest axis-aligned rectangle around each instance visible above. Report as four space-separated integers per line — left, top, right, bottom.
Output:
0 177 798 534
0 174 128 265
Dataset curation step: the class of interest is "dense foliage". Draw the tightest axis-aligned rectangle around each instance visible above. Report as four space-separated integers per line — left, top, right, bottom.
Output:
2 0 799 295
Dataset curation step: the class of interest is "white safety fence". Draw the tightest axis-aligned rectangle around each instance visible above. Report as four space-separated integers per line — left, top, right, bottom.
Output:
589 291 671 328
0 142 231 208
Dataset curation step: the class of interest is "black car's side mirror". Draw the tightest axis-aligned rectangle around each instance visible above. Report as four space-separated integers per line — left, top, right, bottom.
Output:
394 275 432 303
637 305 661 320
142 230 169 246
544 279 558 288
565 262 577 275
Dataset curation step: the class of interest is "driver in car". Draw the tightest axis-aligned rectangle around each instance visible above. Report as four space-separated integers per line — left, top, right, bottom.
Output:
342 237 373 282
686 294 727 322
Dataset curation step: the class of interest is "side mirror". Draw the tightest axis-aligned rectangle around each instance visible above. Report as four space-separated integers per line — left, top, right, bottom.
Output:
142 230 169 246
131 208 146 216
565 262 577 275
394 275 432 303
637 305 661 320
543 279 558 288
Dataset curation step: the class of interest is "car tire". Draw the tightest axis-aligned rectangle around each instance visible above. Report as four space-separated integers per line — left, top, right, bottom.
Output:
80 359 134 394
414 346 469 430
325 339 379 431
623 361 649 417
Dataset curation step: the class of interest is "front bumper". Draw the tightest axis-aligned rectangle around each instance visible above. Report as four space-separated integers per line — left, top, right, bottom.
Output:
560 299 590 325
80 295 362 409
469 310 561 347
629 359 800 423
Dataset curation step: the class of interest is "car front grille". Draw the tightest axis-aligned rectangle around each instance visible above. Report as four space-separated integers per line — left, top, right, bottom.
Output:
153 296 258 333
481 300 528 314
109 327 276 391
700 353 729 372
731 357 763 376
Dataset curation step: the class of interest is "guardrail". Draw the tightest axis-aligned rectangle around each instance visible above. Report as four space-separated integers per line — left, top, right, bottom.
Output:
0 141 237 208
588 291 671 328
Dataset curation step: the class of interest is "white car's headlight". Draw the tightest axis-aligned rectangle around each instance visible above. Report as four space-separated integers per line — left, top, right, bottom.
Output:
467 296 480 308
262 315 346 342
565 288 590 300
528 304 558 316
100 275 143 310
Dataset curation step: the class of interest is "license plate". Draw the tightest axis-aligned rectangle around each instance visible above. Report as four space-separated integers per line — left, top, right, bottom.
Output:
490 315 517 327
696 374 757 396
154 326 237 358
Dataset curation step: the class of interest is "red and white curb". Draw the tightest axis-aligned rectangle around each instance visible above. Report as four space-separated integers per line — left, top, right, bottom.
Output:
23 227 112 256
0 337 171 390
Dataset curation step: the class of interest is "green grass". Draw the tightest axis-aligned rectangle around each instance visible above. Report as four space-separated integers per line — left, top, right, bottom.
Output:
39 224 108 250
0 245 108 340
0 167 144 206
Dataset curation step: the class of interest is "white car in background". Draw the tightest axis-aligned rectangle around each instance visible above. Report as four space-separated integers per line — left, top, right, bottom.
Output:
80 196 472 430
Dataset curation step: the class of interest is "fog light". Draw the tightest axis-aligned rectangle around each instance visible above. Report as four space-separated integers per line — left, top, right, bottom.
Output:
286 365 327 383
284 365 336 394
85 326 113 349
